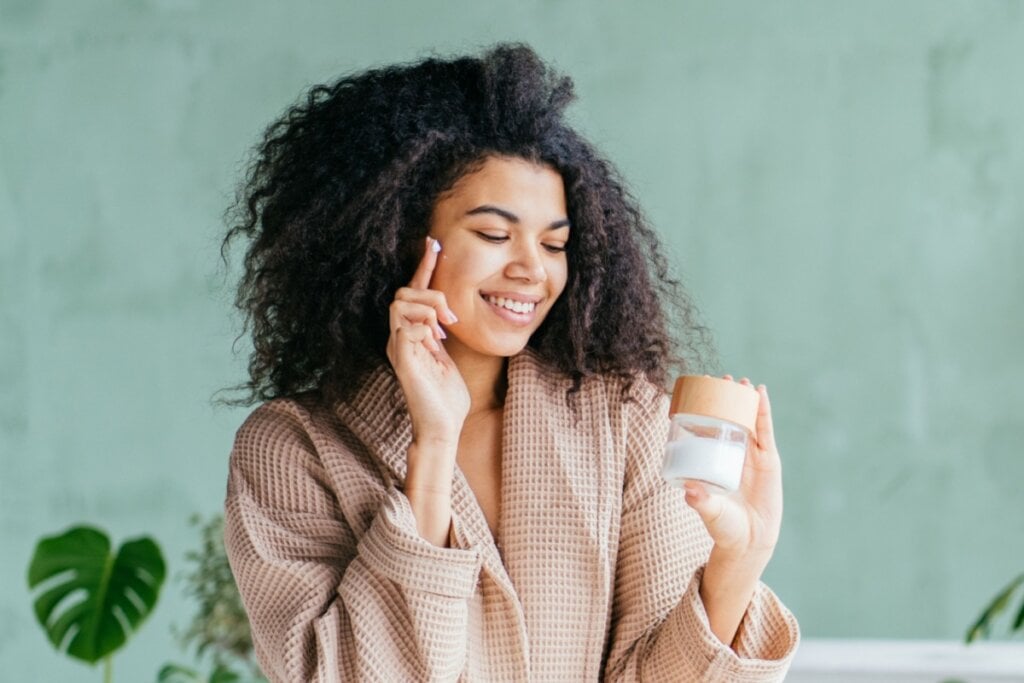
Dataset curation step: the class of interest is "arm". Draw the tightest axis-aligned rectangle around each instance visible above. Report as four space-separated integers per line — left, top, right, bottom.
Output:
224 401 480 683
683 377 791 649
700 548 771 649
602 381 799 682
404 437 457 546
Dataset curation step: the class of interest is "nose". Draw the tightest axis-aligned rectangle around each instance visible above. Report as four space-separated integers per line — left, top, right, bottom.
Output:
504 241 547 283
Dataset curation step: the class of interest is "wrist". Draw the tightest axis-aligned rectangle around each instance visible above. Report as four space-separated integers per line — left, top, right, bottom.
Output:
407 438 458 468
403 443 455 548
699 548 772 649
405 441 457 499
707 545 772 578
411 430 461 449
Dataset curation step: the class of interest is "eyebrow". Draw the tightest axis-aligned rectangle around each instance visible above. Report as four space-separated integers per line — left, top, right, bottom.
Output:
465 204 571 230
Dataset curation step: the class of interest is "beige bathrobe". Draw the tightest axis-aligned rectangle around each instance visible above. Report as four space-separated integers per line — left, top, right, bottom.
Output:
224 349 799 681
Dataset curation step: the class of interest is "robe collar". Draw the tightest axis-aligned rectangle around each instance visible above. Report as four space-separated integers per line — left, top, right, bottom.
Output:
333 348 556 591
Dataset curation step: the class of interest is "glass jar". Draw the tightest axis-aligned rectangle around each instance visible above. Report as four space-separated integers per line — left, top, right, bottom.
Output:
662 376 759 491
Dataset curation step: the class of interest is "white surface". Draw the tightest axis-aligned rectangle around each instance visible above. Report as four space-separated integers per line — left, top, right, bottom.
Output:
787 639 1024 683
662 437 746 490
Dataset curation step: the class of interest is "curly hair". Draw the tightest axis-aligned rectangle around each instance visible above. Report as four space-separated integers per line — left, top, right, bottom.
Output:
220 42 716 410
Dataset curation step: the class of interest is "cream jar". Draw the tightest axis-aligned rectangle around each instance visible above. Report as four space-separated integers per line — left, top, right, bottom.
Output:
662 375 760 491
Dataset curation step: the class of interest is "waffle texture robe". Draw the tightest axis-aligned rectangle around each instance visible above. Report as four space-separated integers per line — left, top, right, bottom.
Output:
224 349 800 681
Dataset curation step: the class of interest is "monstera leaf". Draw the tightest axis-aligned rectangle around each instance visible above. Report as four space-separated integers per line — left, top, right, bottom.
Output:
27 525 166 664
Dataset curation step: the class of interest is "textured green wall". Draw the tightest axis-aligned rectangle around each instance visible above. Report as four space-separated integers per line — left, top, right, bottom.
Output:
3 1 1023 679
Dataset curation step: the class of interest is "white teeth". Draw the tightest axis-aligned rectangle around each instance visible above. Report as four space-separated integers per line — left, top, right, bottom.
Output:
485 295 536 313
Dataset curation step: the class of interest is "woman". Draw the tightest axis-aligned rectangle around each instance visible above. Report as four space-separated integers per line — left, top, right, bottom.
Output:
222 43 799 681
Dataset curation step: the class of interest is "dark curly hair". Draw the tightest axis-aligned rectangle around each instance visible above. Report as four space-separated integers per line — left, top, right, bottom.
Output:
219 42 716 410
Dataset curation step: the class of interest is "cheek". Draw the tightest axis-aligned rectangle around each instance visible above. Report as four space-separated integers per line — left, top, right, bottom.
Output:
430 257 472 304
550 260 569 298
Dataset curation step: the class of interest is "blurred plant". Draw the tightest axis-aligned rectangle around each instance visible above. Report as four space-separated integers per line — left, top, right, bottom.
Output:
157 662 242 683
966 572 1024 642
27 525 166 683
159 513 264 682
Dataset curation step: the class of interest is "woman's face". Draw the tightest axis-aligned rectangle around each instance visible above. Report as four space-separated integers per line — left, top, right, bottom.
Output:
427 155 570 363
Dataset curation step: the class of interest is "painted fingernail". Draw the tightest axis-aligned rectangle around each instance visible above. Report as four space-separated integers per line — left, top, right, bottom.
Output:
435 324 447 340
443 309 458 324
430 238 441 253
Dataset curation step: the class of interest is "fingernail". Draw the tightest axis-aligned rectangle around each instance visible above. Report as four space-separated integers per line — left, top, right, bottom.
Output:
435 324 447 340
443 309 458 324
430 238 441 253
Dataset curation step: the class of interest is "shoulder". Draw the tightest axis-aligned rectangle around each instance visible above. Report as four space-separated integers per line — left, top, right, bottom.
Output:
229 392 350 484
228 393 373 510
232 393 321 455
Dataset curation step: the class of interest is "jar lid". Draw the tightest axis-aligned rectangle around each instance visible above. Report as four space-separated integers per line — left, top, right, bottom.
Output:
669 375 760 434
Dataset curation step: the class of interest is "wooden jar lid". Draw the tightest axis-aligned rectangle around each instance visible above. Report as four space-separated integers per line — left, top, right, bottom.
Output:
669 375 760 434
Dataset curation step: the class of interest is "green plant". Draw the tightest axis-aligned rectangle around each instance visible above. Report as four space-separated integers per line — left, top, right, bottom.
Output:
27 525 166 683
159 514 265 682
157 663 242 683
965 572 1024 642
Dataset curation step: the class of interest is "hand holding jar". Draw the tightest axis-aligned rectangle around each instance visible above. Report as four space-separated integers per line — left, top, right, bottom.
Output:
664 375 784 566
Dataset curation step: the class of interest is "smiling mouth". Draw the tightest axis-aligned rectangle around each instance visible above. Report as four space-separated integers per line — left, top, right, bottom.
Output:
481 293 538 314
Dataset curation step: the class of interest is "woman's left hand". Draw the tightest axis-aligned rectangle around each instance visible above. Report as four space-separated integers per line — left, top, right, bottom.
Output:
682 376 783 570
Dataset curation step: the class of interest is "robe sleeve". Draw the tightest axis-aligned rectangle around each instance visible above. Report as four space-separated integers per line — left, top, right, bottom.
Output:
224 401 481 682
603 382 800 682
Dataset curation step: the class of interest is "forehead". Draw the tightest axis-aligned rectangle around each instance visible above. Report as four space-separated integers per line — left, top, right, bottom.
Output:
435 156 567 216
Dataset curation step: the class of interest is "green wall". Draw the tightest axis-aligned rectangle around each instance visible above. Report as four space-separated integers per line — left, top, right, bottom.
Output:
3 1 1022 679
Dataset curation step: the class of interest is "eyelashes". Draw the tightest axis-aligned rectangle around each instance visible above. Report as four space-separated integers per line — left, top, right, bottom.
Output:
475 232 507 243
474 231 567 253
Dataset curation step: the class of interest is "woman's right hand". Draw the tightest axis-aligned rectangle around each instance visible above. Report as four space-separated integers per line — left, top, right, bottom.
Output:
386 237 470 445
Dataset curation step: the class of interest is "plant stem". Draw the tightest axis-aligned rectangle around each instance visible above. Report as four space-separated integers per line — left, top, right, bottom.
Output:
103 656 112 683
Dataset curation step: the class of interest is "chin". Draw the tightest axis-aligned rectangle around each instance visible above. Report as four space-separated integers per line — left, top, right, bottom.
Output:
471 334 532 359
487 341 530 358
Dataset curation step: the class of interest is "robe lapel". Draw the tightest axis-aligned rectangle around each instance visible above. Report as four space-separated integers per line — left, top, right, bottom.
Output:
498 351 616 679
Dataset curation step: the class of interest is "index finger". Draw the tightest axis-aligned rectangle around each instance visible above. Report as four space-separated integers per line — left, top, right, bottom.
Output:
754 384 777 454
409 236 441 290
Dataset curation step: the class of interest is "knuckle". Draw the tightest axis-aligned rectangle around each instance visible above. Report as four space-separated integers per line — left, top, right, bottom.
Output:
412 302 438 321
